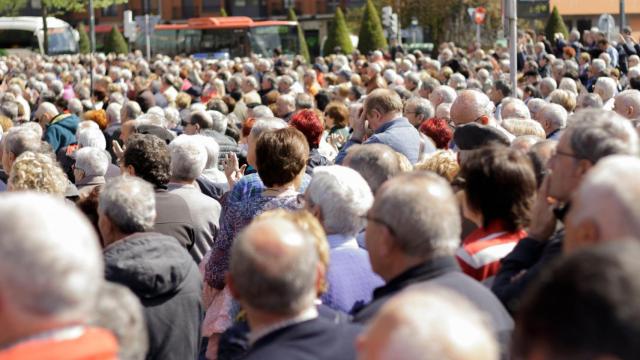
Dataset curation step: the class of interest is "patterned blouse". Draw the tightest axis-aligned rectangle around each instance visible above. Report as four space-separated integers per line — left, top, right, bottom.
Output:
205 191 301 289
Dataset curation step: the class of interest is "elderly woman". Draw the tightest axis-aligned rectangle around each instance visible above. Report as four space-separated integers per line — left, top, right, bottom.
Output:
455 145 536 285
8 151 67 196
302 165 383 313
74 147 109 198
323 101 350 150
290 109 330 175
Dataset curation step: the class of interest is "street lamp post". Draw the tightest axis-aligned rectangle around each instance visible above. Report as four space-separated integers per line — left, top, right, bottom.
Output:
508 0 517 98
89 0 95 99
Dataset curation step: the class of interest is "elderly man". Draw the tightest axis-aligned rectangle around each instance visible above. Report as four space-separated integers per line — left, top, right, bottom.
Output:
536 103 567 140
613 89 640 121
429 85 457 109
594 77 618 111
343 143 403 195
514 241 640 360
303 165 383 313
335 89 421 164
493 109 639 312
353 172 513 351
450 90 514 142
122 133 196 250
404 96 434 128
168 135 221 263
184 110 214 135
227 216 361 359
501 98 531 120
74 147 109 197
564 155 640 253
0 193 118 358
275 94 296 121
36 102 79 152
1 126 42 179
357 288 499 360
99 176 202 360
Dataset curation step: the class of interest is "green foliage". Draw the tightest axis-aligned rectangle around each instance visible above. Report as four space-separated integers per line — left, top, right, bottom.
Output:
77 23 90 54
104 26 128 54
287 8 311 62
545 5 568 42
323 7 353 55
0 0 27 16
220 7 227 17
345 0 388 36
358 0 387 54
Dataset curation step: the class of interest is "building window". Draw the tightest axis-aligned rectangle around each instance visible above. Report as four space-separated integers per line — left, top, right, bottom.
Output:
102 4 119 17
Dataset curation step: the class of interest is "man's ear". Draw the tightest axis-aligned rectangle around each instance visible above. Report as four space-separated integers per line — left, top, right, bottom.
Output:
478 115 490 125
126 164 136 177
576 160 593 177
378 226 396 257
226 273 240 301
627 105 634 118
311 204 323 224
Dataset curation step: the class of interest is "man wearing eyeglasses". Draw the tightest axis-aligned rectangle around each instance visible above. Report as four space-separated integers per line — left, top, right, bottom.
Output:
492 109 639 313
449 90 515 143
351 172 513 353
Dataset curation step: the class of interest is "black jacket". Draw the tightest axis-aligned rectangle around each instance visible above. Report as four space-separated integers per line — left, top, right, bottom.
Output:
492 230 564 313
242 316 361 360
306 148 330 176
352 257 513 355
104 232 203 360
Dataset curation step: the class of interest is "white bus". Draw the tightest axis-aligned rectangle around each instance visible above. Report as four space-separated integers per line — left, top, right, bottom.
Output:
0 17 79 55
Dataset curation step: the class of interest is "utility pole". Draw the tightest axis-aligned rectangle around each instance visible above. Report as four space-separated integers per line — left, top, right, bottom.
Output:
144 0 151 60
620 0 627 31
508 0 517 97
89 0 95 99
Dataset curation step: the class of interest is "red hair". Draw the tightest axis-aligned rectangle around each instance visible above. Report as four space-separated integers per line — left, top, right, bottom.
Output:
290 109 323 149
242 117 256 138
419 118 452 149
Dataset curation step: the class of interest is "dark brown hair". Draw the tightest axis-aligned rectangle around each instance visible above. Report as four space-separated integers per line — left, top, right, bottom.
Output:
461 145 536 232
123 134 170 188
256 127 309 187
324 102 349 128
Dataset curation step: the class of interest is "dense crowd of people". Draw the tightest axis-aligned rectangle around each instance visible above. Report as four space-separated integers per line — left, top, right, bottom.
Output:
1 24 640 360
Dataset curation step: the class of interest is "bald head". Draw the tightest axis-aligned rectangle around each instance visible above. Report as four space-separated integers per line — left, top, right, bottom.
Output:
565 155 640 253
229 218 319 316
357 288 498 360
450 90 494 126
614 90 640 120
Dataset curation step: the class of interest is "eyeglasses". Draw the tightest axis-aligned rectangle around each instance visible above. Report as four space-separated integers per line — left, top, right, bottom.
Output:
553 149 580 160
362 213 397 237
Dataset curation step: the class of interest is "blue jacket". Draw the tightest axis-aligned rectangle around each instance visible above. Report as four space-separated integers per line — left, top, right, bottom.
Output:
44 113 79 153
335 117 422 164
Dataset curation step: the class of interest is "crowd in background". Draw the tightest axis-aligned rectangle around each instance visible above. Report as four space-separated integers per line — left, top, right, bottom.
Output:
1 23 640 360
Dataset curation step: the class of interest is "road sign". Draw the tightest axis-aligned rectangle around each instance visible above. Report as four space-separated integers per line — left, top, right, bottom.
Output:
475 7 487 25
467 7 476 20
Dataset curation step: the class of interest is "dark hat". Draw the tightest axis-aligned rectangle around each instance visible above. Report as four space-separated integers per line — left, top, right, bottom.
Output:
135 90 156 113
338 69 352 79
185 85 202 98
453 123 510 151
137 124 175 145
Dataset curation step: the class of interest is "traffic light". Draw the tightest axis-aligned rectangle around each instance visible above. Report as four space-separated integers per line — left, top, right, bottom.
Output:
390 13 398 37
382 6 392 28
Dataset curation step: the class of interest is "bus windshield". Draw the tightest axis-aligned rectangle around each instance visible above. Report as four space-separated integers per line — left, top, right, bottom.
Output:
249 25 299 58
0 29 38 51
47 27 78 55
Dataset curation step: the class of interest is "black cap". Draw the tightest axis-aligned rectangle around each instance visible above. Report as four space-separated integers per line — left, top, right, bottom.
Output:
453 123 510 150
186 85 202 98
137 125 175 145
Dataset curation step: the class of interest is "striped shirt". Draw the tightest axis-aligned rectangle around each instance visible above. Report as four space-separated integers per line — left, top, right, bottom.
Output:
455 221 527 287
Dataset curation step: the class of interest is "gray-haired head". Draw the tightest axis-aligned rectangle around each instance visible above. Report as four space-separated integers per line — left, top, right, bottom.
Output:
429 85 457 108
614 90 640 120
249 117 288 138
193 134 220 170
88 282 149 360
565 109 639 163
75 147 110 177
106 102 122 125
77 127 107 149
307 166 373 236
538 103 568 135
371 171 461 258
501 98 531 120
0 192 103 324
344 144 403 193
405 96 435 121
594 77 618 102
122 101 142 123
230 217 318 315
577 93 604 111
98 176 157 235
168 135 207 181
207 110 228 134
68 98 83 117
250 105 274 119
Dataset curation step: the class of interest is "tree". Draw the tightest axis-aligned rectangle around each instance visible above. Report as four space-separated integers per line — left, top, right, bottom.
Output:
323 7 353 55
545 5 568 42
287 7 311 62
358 0 387 54
104 26 128 54
0 0 27 16
220 6 228 17
77 23 90 54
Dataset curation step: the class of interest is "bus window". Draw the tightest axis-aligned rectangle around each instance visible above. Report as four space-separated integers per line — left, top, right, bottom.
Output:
47 27 78 55
0 29 38 51
199 29 247 58
249 25 299 58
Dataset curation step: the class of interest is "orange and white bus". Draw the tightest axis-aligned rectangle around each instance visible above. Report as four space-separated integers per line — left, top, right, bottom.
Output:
97 16 299 58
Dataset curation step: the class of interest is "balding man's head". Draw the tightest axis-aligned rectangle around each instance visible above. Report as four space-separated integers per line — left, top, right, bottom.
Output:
565 155 640 253
229 218 319 316
35 102 59 128
450 90 495 127
357 288 498 360
614 90 640 120
364 89 404 130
